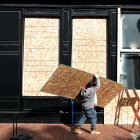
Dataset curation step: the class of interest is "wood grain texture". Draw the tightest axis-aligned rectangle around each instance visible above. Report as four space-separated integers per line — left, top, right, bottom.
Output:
41 64 125 107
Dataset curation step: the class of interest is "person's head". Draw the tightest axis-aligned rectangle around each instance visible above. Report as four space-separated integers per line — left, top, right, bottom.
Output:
92 75 97 83
86 75 97 88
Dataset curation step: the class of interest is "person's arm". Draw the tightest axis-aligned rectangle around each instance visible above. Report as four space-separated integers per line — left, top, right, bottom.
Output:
94 92 97 107
89 74 100 93
81 74 100 97
94 74 100 91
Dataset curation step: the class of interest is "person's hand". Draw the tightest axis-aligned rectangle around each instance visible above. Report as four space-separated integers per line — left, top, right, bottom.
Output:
95 73 99 78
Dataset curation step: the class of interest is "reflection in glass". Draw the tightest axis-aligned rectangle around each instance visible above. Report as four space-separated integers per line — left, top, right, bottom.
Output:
122 14 140 49
120 54 140 89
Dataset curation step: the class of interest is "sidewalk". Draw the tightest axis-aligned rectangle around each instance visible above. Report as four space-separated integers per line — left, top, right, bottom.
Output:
0 123 139 140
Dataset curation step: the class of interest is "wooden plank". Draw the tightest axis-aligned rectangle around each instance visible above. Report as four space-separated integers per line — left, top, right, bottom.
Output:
41 64 125 108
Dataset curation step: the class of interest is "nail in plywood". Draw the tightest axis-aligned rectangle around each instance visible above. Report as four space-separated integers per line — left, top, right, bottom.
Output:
41 64 125 108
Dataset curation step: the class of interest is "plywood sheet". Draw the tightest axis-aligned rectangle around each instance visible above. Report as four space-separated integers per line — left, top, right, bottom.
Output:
41 64 125 108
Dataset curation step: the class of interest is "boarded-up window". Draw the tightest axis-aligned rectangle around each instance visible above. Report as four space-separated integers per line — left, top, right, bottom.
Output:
72 19 107 77
23 18 59 96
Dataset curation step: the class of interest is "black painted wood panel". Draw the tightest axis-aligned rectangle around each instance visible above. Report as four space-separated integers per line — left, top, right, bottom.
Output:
24 8 60 16
72 9 108 17
60 8 72 66
0 10 22 111
108 9 117 81
0 55 20 97
0 11 20 42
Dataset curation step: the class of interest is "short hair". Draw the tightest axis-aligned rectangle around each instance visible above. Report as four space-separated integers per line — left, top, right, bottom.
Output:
86 76 97 88
92 75 97 83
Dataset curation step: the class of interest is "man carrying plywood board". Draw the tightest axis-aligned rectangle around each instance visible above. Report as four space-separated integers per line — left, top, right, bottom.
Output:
41 64 125 134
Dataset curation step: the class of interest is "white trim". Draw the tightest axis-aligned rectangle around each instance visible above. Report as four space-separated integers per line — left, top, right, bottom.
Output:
117 7 121 83
120 49 140 53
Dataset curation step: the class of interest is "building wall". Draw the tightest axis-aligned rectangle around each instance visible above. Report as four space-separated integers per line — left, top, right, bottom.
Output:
23 17 140 124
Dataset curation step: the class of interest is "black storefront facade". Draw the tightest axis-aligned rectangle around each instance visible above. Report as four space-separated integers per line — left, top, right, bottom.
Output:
0 1 140 124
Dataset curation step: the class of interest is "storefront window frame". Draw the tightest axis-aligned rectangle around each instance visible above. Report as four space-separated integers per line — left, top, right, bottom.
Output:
118 8 140 89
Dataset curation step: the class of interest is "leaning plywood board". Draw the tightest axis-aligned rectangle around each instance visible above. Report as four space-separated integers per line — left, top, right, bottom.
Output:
41 64 125 108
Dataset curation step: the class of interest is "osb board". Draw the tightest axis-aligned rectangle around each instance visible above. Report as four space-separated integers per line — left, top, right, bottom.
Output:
41 64 125 108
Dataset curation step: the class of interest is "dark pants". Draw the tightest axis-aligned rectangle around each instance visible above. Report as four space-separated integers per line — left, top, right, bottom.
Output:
77 108 97 129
